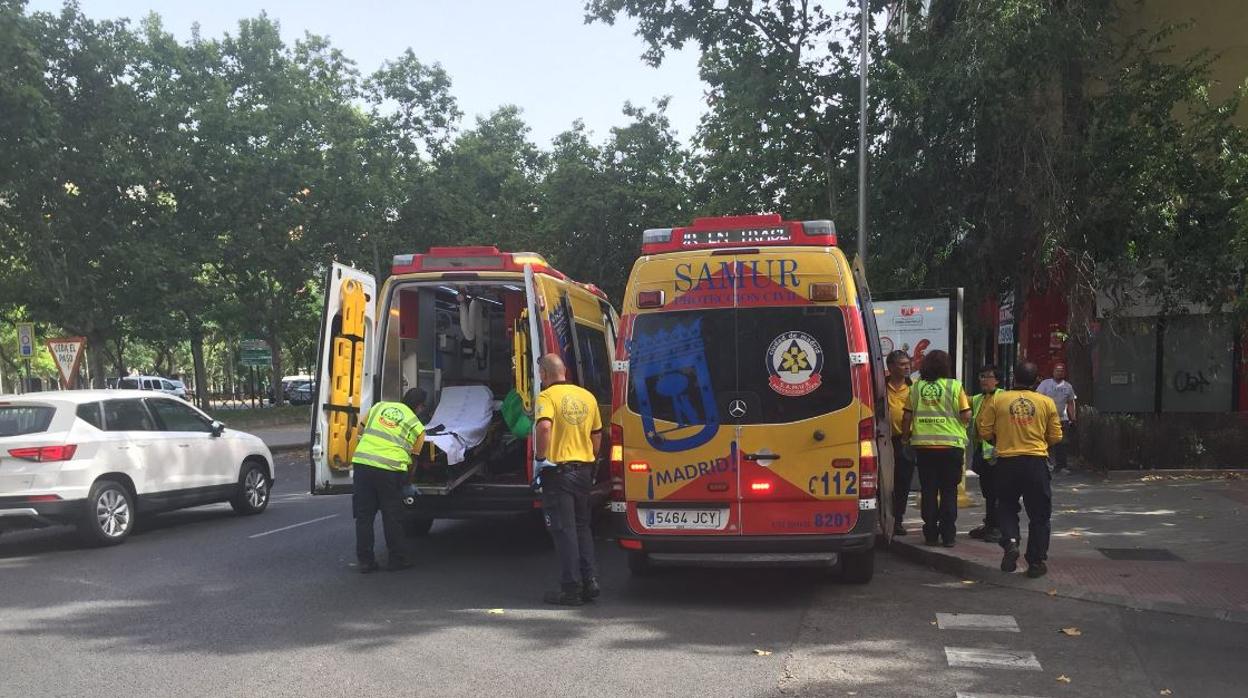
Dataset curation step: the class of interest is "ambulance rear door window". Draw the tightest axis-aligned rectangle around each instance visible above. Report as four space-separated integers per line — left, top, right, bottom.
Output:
738 306 852 423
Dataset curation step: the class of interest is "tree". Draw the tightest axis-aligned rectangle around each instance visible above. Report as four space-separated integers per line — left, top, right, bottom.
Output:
404 107 547 254
0 2 155 386
586 0 864 228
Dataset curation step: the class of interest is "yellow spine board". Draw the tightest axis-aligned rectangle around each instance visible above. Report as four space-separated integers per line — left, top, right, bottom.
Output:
512 310 532 413
328 278 367 471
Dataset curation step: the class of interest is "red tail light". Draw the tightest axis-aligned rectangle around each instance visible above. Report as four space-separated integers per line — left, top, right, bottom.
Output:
7 445 77 462
609 424 625 501
857 418 877 499
749 480 773 493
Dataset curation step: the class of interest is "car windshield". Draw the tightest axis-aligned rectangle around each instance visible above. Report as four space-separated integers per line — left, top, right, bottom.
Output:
0 405 56 437
118 378 139 389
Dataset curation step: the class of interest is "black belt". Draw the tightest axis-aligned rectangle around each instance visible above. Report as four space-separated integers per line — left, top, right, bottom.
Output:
555 461 594 472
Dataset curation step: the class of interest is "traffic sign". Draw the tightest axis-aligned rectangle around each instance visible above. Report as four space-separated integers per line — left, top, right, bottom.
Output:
46 337 86 388
17 323 35 358
239 338 272 367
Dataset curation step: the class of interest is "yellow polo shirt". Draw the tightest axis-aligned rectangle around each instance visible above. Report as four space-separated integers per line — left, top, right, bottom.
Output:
887 380 910 436
535 382 602 464
976 389 1063 458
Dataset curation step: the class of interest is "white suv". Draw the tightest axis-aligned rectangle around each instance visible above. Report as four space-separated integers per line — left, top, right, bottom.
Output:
0 390 275 545
117 376 188 400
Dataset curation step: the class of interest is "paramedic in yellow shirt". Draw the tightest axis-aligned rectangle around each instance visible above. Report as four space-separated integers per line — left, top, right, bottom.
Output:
885 350 915 536
976 361 1063 579
533 353 602 606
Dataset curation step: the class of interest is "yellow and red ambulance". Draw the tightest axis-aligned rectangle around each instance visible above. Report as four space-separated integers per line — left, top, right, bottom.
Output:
310 248 618 531
607 215 894 582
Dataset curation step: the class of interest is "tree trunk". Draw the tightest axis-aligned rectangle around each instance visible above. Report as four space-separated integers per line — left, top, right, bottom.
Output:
269 330 285 407
86 332 108 389
188 318 209 410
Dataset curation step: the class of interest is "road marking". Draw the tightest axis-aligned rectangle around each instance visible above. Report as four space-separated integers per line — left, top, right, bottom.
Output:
249 514 338 539
957 693 1048 698
945 647 1042 671
936 613 1020 632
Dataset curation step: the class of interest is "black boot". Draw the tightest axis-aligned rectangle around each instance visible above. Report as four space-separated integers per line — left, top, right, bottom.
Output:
1001 540 1020 573
581 577 601 602
544 583 584 606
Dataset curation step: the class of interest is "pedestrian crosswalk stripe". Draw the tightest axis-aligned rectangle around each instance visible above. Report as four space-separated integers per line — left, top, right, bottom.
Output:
936 613 1020 632
944 647 1042 671
957 693 1047 698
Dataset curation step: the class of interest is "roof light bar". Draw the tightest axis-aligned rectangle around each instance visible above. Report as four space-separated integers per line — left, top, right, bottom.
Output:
801 219 836 237
642 228 673 245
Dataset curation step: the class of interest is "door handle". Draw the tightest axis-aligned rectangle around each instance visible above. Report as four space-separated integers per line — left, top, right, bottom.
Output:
178 444 190 448
742 452 781 462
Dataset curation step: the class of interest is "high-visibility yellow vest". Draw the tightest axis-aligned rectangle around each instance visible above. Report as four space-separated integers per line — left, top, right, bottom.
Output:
352 401 425 472
910 378 968 449
971 388 1002 458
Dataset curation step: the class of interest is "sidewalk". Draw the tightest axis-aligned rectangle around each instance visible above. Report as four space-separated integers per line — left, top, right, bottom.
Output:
246 424 310 453
889 469 1248 623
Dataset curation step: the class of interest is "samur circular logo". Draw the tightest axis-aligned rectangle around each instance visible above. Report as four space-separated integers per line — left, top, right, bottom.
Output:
378 406 404 429
561 394 589 425
919 382 944 401
1008 397 1037 421
766 331 824 397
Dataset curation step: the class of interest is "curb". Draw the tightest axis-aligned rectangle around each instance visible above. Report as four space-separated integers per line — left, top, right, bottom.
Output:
266 442 309 454
1102 468 1248 480
886 537 1248 625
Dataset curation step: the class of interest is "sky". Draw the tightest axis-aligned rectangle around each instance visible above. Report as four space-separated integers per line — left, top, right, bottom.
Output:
26 0 708 146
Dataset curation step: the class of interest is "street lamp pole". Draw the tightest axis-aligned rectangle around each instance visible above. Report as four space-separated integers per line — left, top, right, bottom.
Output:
857 0 869 266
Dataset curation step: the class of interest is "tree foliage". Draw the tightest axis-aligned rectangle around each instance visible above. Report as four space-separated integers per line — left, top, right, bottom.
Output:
2 0 1243 404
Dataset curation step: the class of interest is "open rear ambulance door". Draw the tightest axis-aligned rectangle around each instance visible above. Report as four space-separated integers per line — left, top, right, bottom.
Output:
311 263 376 494
852 258 895 541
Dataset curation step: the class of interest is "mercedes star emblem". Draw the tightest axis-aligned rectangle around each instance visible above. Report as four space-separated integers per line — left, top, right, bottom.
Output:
728 399 748 418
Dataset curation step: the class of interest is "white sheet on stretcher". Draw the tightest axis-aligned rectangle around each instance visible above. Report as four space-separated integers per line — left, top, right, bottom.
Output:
425 385 494 466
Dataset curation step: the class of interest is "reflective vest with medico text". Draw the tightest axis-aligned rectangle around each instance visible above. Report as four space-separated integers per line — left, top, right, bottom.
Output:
352 401 425 472
908 378 968 449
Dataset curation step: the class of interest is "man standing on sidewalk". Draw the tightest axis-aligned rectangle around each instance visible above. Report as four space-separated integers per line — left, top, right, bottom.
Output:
533 353 603 606
1037 363 1077 474
968 365 1003 543
977 362 1062 578
886 350 915 536
351 388 426 573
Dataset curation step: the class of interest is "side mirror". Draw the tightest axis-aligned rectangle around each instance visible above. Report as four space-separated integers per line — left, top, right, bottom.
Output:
210 421 226 437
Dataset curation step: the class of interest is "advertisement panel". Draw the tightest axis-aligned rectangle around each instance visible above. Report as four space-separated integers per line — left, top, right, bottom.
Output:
873 290 963 382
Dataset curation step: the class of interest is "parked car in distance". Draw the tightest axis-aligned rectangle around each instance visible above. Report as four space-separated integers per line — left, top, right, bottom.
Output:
269 375 312 404
0 390 275 545
287 380 314 405
117 375 187 400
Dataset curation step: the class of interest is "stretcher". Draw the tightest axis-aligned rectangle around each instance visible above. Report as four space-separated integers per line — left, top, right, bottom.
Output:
411 385 497 495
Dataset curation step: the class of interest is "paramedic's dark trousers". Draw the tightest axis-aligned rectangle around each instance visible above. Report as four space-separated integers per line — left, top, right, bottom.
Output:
915 447 963 542
995 455 1052 564
542 463 597 589
892 437 916 524
352 464 408 566
971 446 998 529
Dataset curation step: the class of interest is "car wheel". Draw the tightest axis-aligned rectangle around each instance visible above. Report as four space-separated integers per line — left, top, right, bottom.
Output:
627 550 653 576
78 479 135 546
230 461 270 515
403 516 434 537
839 548 875 584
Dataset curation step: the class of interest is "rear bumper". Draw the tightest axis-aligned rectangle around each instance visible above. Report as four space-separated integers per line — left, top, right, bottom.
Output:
0 497 85 530
610 509 877 554
403 482 610 519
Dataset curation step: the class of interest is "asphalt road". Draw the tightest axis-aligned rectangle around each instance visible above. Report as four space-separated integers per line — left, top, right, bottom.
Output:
1 452 1244 698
